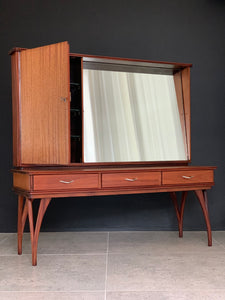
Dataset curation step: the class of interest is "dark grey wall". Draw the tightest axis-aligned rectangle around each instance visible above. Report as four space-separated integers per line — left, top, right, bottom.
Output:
0 0 225 232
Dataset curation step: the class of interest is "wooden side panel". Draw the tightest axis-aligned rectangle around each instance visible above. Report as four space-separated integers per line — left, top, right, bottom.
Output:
20 42 70 164
173 71 188 159
13 173 31 190
181 67 191 161
11 52 21 166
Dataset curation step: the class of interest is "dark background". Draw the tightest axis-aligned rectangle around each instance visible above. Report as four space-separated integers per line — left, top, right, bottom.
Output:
0 0 224 232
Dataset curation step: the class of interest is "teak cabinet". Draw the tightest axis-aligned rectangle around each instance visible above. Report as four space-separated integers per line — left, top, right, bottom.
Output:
10 41 216 266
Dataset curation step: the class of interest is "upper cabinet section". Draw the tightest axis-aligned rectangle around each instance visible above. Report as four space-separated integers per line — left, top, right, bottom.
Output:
10 42 70 166
10 41 191 167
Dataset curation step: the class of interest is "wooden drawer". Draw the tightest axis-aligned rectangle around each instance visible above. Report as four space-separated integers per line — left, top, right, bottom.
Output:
33 174 99 190
102 172 161 188
162 170 214 185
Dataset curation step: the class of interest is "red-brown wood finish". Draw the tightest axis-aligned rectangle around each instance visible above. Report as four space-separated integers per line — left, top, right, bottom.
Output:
10 42 216 266
170 191 188 238
11 44 192 168
102 172 161 188
162 170 214 185
10 42 70 166
18 195 26 255
33 173 99 190
13 166 215 266
11 51 21 166
70 52 192 68
27 198 51 266
181 67 191 160
170 189 212 247
10 48 192 68
194 190 212 246
173 71 188 159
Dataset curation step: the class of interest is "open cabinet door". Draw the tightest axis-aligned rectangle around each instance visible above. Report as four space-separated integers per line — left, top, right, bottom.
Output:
18 41 70 165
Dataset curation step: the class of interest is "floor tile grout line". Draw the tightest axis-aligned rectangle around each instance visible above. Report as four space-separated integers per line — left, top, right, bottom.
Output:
0 290 105 293
1 288 225 292
104 232 109 300
0 253 109 257
2 249 225 258
105 288 225 292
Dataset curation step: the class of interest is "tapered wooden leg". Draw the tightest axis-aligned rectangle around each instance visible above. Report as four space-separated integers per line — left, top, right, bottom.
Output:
179 192 187 237
170 191 188 238
18 195 24 255
194 190 212 246
18 195 28 255
26 198 51 266
26 199 35 256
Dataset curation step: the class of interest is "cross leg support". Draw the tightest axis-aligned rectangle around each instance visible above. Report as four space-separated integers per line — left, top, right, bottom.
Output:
170 190 212 246
194 190 212 246
170 191 188 238
26 198 51 266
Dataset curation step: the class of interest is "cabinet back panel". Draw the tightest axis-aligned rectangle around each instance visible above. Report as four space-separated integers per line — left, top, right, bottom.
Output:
70 57 82 163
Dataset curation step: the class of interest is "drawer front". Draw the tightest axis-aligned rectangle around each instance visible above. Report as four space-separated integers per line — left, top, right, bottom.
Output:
102 172 161 188
162 170 214 185
33 174 99 190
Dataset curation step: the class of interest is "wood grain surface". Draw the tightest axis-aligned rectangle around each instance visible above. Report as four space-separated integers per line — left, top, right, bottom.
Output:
19 42 70 164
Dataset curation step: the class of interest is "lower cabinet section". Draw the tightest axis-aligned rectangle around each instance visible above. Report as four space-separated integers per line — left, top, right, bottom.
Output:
12 165 216 266
13 166 216 194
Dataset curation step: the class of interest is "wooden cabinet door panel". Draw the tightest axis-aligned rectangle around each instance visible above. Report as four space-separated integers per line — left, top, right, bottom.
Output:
20 42 70 164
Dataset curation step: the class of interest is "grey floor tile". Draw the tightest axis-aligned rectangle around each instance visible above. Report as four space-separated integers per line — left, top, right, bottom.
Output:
0 233 18 255
107 252 225 291
0 232 108 255
108 231 224 255
36 232 108 254
212 231 225 248
0 233 12 243
107 291 225 300
0 254 106 291
0 292 105 300
2 231 225 299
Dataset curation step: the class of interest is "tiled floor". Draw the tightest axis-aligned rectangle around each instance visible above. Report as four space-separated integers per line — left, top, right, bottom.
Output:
1 231 225 299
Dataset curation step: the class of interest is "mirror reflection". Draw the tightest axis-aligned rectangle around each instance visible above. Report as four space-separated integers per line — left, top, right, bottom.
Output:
83 68 187 162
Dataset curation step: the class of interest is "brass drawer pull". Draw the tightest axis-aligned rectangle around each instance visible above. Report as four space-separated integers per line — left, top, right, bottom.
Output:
125 178 137 182
182 176 194 179
59 180 74 184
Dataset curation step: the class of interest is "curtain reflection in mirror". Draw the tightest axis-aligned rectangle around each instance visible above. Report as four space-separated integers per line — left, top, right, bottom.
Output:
83 69 187 162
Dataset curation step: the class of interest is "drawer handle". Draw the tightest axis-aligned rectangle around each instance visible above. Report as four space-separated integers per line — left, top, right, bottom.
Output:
182 176 194 179
125 178 137 182
59 180 74 184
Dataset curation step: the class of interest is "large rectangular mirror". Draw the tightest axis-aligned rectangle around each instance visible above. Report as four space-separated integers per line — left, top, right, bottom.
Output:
83 59 188 163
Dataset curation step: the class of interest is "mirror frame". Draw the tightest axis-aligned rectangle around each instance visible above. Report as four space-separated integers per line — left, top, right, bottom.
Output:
70 53 192 167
